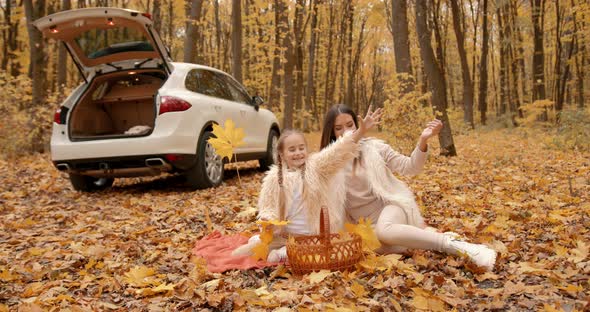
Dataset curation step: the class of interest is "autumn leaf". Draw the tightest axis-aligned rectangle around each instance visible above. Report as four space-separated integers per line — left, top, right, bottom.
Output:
124 266 160 287
251 219 290 261
306 270 334 284
569 240 588 263
345 218 381 252
136 283 175 297
350 280 368 297
208 119 245 161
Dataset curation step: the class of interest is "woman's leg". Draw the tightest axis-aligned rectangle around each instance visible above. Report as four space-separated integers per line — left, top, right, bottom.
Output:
375 205 446 251
375 205 497 271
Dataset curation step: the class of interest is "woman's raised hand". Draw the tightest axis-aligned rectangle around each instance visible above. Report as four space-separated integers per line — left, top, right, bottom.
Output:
420 119 443 140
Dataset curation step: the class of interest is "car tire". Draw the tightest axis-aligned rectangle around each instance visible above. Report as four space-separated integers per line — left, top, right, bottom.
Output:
69 174 114 192
258 128 279 171
185 131 224 189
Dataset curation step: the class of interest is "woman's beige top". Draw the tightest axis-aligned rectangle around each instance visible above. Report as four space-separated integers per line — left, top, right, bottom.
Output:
345 144 427 223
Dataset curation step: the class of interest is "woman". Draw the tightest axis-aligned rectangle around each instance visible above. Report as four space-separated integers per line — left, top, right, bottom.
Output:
320 104 496 271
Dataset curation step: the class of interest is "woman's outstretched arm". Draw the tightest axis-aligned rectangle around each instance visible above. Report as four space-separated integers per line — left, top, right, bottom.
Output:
383 119 442 176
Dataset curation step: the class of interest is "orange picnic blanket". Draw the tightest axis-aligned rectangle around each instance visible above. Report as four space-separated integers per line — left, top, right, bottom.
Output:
191 231 278 273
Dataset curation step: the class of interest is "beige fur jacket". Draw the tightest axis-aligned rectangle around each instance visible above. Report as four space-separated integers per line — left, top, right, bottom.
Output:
257 133 359 234
352 138 428 228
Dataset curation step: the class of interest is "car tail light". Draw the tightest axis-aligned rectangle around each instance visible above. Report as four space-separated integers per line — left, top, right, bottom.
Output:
165 154 184 162
54 108 62 124
159 96 192 115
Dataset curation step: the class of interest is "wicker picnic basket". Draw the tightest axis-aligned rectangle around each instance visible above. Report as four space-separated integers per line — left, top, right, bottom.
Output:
286 207 363 275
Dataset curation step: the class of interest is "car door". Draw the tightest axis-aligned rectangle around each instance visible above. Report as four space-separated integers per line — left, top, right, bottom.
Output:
33 8 172 81
216 73 267 151
185 69 249 153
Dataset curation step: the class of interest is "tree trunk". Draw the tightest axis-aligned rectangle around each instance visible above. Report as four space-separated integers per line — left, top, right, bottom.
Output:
497 5 507 115
574 19 585 108
57 0 71 88
152 0 162 34
531 0 546 102
167 0 174 47
323 0 336 116
268 0 285 110
389 0 414 94
183 0 203 63
231 0 243 82
554 2 575 115
279 0 295 129
24 0 47 108
450 0 474 128
505 2 520 122
304 0 319 131
415 0 456 156
294 0 305 128
478 0 490 125
214 0 222 69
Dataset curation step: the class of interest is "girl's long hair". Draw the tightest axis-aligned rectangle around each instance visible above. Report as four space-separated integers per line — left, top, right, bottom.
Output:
275 130 307 224
320 104 358 150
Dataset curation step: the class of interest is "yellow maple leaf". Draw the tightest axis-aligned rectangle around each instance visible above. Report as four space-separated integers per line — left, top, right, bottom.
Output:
569 240 588 263
251 241 270 261
345 218 381 252
306 270 334 284
136 283 175 297
251 220 290 261
350 280 368 297
208 119 245 161
124 266 160 287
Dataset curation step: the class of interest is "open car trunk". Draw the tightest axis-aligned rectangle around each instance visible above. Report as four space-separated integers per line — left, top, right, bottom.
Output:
69 69 165 139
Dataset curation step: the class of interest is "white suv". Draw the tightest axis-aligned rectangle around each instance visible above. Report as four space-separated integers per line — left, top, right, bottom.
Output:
34 8 280 191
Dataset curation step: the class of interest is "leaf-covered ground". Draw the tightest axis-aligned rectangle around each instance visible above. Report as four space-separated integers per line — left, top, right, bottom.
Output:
1 129 589 311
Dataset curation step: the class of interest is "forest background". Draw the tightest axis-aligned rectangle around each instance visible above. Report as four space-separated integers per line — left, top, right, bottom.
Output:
0 0 589 157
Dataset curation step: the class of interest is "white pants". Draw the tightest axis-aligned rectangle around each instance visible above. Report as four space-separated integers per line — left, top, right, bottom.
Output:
375 204 445 254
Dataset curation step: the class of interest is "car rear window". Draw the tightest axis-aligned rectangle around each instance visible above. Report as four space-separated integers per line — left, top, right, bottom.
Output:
75 26 154 59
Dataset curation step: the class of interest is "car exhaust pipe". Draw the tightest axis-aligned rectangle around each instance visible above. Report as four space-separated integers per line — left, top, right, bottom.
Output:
56 163 70 171
145 158 167 168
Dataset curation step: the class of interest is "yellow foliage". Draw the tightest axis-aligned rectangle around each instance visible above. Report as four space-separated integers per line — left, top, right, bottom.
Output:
381 75 433 154
208 119 245 161
344 218 381 252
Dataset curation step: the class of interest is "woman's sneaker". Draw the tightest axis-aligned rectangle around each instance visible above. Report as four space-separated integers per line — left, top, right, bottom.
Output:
443 235 497 271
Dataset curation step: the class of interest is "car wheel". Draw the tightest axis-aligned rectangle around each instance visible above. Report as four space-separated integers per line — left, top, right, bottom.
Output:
185 131 224 189
258 128 279 171
69 174 114 192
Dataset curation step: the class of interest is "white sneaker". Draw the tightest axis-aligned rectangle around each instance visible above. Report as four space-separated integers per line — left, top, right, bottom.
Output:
443 235 497 271
231 235 261 257
267 246 288 263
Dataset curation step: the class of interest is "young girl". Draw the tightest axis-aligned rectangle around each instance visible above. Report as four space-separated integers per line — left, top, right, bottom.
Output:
319 104 497 271
232 108 383 262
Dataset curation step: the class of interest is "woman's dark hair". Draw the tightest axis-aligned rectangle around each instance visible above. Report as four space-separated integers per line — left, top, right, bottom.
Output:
320 104 358 149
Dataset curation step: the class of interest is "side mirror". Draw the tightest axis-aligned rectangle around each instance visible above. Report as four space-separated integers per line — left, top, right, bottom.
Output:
252 95 264 111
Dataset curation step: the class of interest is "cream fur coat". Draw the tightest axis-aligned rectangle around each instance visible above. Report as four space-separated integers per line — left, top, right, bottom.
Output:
353 138 427 228
257 133 359 234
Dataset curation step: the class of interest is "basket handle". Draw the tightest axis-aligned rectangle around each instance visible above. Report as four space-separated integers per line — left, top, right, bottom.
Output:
319 206 330 239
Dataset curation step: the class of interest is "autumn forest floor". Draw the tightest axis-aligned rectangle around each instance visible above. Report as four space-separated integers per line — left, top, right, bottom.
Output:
1 129 589 311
